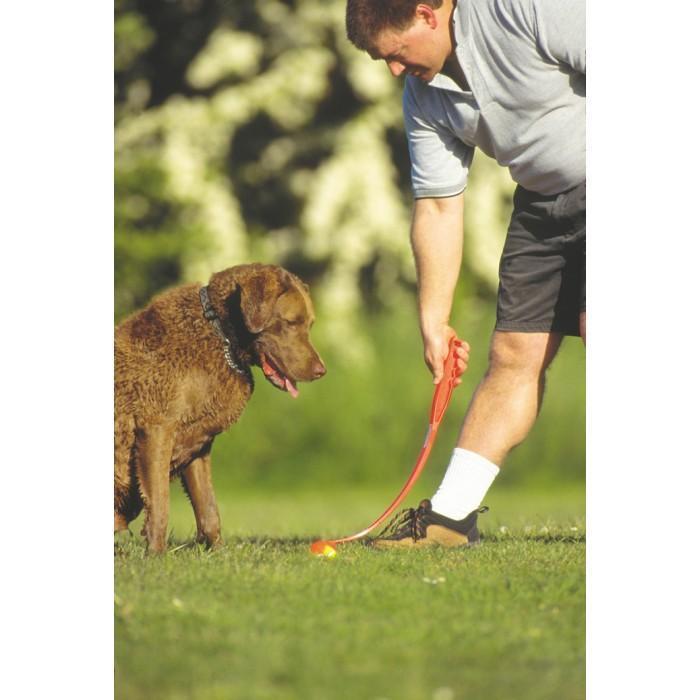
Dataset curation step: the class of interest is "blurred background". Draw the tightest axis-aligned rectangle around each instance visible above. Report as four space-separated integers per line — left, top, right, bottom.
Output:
115 0 584 498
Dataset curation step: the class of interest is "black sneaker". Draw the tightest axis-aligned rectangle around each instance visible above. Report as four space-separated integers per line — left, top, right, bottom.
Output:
370 499 488 549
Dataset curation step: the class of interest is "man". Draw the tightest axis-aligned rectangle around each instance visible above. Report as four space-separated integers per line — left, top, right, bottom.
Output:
345 0 585 547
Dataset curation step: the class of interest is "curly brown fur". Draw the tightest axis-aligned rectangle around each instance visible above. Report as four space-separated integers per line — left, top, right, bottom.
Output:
114 264 325 554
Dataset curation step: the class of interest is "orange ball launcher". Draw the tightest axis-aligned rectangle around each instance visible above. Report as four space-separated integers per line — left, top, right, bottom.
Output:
310 336 464 556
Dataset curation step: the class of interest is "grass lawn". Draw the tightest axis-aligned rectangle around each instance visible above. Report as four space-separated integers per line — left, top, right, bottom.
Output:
115 486 585 700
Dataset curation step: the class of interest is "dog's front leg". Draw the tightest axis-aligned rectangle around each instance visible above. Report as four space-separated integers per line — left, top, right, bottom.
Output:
134 422 174 554
181 448 222 548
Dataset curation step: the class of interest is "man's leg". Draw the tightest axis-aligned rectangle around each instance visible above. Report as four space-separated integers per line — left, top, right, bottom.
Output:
429 330 562 520
373 183 584 547
457 330 563 463
373 330 564 548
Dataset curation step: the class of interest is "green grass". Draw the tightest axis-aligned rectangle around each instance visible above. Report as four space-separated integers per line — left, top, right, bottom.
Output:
115 487 585 700
115 300 585 699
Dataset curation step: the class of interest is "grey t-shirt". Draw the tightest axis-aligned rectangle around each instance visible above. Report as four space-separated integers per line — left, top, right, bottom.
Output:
404 0 585 197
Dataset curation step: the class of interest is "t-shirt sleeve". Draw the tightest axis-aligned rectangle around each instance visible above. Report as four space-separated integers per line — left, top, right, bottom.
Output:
532 0 586 74
403 78 474 199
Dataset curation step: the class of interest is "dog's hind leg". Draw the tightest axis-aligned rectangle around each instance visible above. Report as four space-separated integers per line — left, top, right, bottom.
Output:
115 477 144 532
133 422 175 554
181 446 222 548
115 416 140 532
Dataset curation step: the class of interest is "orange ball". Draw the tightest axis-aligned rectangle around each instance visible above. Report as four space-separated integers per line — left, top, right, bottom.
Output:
310 540 337 558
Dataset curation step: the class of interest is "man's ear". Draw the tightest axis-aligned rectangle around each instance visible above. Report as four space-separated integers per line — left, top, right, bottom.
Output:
415 3 438 29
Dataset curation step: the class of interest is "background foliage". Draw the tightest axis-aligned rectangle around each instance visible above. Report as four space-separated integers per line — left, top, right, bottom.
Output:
115 0 584 489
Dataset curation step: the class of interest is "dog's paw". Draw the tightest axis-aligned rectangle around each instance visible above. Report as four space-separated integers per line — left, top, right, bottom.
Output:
114 528 135 554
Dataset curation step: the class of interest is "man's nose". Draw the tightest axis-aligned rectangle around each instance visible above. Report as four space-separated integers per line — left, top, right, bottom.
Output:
386 60 405 77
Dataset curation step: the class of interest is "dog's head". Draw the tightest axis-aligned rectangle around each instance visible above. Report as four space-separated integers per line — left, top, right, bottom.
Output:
208 264 326 397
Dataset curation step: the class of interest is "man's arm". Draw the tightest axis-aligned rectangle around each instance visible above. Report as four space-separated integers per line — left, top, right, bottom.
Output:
411 194 470 385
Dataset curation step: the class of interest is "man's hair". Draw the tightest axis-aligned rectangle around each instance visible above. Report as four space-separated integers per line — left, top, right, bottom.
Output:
346 0 443 51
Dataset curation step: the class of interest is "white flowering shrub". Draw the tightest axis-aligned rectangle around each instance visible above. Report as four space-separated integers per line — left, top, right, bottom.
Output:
115 0 514 359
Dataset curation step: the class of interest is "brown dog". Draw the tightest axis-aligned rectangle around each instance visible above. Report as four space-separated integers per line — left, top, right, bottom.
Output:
114 263 326 553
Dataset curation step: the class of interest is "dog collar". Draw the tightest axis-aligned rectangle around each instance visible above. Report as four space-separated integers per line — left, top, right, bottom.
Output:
199 286 253 384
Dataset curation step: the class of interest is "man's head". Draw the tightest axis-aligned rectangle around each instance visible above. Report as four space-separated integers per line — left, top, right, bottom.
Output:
346 1 454 82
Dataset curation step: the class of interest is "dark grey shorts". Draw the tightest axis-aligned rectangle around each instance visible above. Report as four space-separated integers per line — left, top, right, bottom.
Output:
496 181 586 337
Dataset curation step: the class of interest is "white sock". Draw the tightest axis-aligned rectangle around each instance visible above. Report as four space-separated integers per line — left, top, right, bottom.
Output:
430 448 500 520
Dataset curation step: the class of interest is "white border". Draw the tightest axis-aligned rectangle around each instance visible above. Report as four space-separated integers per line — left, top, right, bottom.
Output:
588 1 700 697
2 4 112 697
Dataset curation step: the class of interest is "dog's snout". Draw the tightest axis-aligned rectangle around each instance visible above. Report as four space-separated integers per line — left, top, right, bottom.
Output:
312 360 326 379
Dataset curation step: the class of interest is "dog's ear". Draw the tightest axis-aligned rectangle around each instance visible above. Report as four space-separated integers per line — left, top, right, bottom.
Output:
209 264 287 334
236 267 284 334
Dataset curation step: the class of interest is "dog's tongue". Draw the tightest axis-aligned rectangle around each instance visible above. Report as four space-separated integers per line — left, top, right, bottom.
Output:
261 355 299 398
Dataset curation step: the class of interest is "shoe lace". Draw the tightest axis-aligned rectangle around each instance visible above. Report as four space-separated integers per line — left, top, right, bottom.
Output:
376 502 430 541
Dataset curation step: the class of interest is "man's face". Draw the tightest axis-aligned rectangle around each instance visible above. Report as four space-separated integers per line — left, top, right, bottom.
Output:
369 10 451 82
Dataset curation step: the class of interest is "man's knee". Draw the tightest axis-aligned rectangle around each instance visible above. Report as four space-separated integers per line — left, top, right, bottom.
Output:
487 331 562 377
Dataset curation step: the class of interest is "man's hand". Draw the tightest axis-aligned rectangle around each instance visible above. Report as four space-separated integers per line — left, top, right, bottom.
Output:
422 324 470 385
